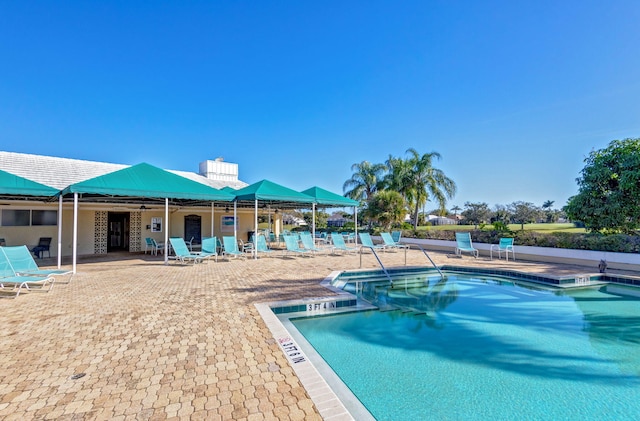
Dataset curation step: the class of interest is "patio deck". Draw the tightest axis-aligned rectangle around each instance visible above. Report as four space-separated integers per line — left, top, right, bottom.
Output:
0 248 630 420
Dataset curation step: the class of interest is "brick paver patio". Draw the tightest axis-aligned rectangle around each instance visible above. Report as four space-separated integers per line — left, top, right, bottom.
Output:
0 247 622 420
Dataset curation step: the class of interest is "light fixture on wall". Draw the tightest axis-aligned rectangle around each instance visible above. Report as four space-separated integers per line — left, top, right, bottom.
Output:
225 206 230 213
274 209 279 214
140 205 147 211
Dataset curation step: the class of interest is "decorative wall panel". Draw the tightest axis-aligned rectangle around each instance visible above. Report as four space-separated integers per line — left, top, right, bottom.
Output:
94 211 107 254
130 212 142 252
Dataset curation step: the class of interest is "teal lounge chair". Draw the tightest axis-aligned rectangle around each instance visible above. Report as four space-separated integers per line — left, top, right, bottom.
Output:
391 230 402 243
330 233 358 254
299 232 325 254
455 232 478 258
0 249 53 297
1 245 73 283
254 234 274 257
490 237 515 261
380 232 409 251
169 237 208 264
222 236 249 260
283 234 311 257
200 237 219 262
359 232 386 252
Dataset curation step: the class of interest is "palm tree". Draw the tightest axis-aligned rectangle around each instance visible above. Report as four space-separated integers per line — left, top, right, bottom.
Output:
405 148 457 229
542 200 555 211
342 161 386 202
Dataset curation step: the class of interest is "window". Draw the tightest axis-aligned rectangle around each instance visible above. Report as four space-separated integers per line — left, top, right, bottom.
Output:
2 210 30 226
32 210 58 226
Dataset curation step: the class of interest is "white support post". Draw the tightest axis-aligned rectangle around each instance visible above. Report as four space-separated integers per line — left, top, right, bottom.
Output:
72 193 78 274
57 195 63 269
164 198 169 264
254 199 258 259
354 206 358 246
233 201 237 240
312 203 316 240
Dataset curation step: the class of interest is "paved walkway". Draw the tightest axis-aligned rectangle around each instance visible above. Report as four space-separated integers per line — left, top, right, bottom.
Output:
0 248 626 420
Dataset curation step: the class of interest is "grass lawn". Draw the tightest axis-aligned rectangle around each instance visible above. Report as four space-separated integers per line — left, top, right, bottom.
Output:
416 223 586 234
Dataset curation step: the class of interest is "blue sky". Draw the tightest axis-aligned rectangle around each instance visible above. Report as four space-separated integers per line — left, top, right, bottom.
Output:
1 1 639 211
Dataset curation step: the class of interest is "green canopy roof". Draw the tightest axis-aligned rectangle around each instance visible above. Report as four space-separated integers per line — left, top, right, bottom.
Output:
301 186 359 207
61 163 234 202
0 169 59 198
233 179 314 204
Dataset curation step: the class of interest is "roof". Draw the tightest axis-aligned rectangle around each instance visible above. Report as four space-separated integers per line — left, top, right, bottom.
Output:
61 163 235 203
232 179 314 206
0 169 59 198
301 186 359 207
0 151 248 191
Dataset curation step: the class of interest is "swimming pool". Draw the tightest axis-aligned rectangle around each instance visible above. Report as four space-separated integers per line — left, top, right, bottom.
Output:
289 272 640 420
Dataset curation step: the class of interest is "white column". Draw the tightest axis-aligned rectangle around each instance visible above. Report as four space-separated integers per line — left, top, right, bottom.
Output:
254 199 258 259
211 202 215 237
354 207 358 246
312 203 316 239
57 195 63 269
72 193 78 274
233 201 237 239
164 198 169 264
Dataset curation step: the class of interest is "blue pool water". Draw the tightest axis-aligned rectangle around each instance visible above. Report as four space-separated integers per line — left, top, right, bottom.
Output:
291 274 640 420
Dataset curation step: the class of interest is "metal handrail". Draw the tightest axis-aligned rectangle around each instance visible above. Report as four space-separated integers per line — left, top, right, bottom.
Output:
409 243 444 279
360 246 394 286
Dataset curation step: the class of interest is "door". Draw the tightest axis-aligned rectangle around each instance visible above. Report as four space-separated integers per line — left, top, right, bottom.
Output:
108 212 130 251
184 215 202 246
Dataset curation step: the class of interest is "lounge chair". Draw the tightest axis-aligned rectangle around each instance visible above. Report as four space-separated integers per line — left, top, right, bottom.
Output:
359 232 386 252
490 237 515 261
391 230 402 243
330 233 358 254
380 232 409 251
1 245 73 283
169 237 209 264
0 249 53 297
222 236 250 260
455 232 479 258
31 237 52 258
200 237 219 262
282 234 311 257
254 234 275 257
299 232 326 254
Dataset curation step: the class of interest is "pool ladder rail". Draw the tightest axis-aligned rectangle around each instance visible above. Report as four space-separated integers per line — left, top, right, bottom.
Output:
359 241 445 287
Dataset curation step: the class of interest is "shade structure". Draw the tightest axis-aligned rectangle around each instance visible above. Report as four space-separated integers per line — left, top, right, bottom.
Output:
232 179 314 206
60 162 235 203
301 186 359 207
0 169 59 199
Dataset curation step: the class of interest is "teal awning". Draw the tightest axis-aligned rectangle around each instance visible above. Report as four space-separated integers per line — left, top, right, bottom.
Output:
61 163 234 202
233 180 314 205
301 186 359 207
0 169 59 198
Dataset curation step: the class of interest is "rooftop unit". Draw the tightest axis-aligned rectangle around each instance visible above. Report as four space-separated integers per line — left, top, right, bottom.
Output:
198 157 239 182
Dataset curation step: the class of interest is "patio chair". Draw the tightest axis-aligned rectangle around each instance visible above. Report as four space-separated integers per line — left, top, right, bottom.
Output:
0 249 54 297
490 237 515 261
1 245 73 283
30 237 52 259
282 234 311 257
0 238 5 246
169 237 208 264
455 232 479 258
330 233 358 254
299 232 325 254
254 234 275 257
391 230 402 243
200 237 219 262
222 236 250 260
380 232 409 252
145 237 164 255
359 232 386 252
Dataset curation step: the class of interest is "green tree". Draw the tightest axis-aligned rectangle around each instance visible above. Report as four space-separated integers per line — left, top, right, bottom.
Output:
302 210 329 229
462 202 491 229
404 148 457 230
343 161 387 203
565 138 640 233
509 201 542 230
364 190 406 231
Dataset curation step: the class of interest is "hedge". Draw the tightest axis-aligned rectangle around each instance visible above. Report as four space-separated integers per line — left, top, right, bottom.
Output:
396 229 640 254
